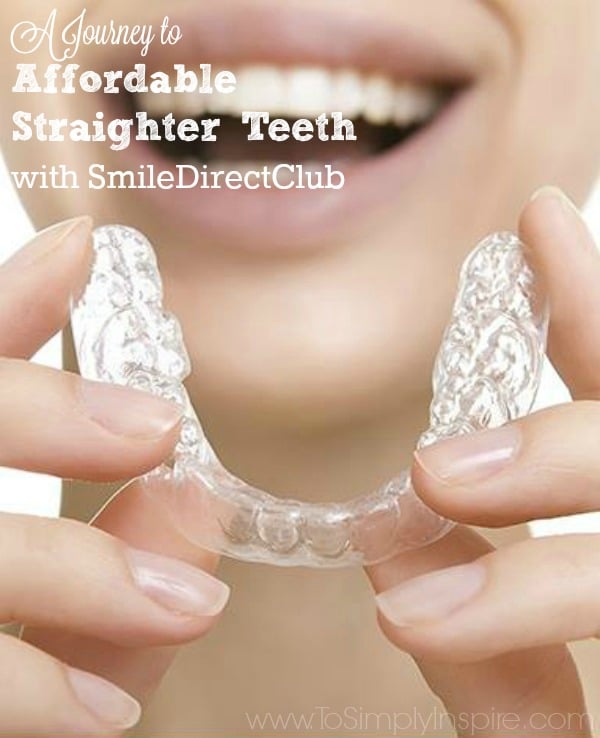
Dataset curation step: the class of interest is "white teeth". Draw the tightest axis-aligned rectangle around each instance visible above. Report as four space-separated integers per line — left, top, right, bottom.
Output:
137 90 172 116
173 90 206 117
234 66 287 113
394 84 440 126
136 65 444 128
286 68 333 117
206 90 229 115
414 87 443 120
331 69 364 118
363 75 395 125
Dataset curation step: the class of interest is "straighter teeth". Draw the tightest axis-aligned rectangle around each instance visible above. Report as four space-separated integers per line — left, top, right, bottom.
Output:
234 65 287 112
331 70 364 118
363 75 395 125
138 90 174 116
394 83 440 126
286 68 333 117
175 91 207 117
134 65 444 129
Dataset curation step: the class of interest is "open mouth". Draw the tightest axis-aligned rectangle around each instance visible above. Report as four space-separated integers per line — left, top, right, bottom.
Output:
128 65 456 176
91 4 477 249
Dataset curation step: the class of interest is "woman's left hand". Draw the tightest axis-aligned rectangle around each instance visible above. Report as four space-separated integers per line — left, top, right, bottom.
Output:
368 186 600 736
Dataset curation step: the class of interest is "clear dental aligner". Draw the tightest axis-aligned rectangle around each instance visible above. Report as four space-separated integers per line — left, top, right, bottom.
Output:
71 227 548 568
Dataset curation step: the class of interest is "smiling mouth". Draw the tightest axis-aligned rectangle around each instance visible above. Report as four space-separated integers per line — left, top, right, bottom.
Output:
127 65 456 174
92 4 476 249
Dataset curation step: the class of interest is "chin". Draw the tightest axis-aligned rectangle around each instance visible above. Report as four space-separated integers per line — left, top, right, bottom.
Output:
185 323 433 437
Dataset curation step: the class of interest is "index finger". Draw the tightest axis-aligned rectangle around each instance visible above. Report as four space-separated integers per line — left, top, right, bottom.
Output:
0 217 93 359
367 527 590 737
519 186 600 401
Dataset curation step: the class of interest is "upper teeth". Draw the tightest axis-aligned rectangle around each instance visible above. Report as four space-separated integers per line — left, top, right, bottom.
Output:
137 65 443 128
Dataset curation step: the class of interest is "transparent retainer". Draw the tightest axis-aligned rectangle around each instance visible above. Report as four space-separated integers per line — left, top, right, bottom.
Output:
71 227 548 568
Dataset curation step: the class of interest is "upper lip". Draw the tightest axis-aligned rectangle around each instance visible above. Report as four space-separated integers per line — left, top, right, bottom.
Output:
89 4 475 86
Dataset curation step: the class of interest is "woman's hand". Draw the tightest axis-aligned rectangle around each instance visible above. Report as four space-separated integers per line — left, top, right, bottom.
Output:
0 219 229 737
369 187 599 736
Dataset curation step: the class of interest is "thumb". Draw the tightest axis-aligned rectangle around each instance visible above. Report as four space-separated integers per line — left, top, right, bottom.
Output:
23 474 219 702
366 527 589 737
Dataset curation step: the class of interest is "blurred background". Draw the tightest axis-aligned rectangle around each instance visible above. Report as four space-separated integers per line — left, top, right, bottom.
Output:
1 155 599 535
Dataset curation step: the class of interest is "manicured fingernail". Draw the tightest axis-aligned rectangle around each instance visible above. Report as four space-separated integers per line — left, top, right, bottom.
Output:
376 562 486 626
530 186 597 256
5 216 92 269
67 667 141 730
415 425 521 484
126 548 230 617
530 185 580 216
78 380 183 440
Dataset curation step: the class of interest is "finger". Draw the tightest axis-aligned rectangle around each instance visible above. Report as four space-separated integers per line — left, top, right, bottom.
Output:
411 401 600 526
0 634 140 736
375 534 600 663
25 475 220 701
519 187 600 400
0 359 182 481
0 217 93 359
0 512 227 646
368 529 589 736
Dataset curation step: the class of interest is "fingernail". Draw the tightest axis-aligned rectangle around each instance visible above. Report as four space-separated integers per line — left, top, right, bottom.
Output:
530 186 597 256
415 425 521 484
66 667 141 730
78 380 183 440
126 548 230 617
376 562 486 626
5 216 92 270
530 185 580 216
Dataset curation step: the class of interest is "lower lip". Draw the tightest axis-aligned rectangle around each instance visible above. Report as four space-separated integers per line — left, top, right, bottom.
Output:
116 88 473 253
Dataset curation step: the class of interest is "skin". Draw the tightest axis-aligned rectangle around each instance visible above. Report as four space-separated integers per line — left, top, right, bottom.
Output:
0 0 599 735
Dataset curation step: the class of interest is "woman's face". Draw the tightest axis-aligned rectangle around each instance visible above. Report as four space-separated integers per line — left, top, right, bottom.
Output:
1 0 599 484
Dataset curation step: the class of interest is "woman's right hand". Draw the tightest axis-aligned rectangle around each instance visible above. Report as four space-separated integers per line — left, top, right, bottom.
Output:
0 218 229 737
